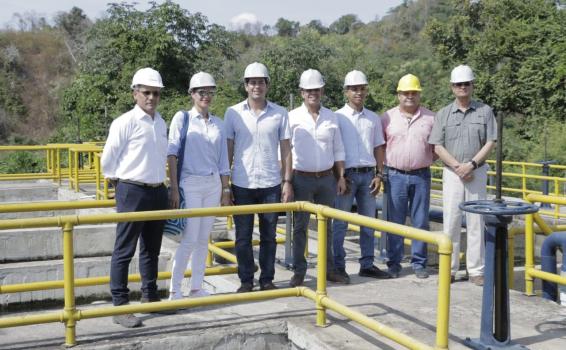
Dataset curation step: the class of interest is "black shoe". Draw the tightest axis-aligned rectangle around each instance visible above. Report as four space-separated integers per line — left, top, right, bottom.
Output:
289 273 305 287
113 314 143 328
387 265 402 279
336 268 351 284
414 268 429 279
259 282 278 291
451 275 456 284
140 297 177 315
237 282 254 293
360 265 391 279
327 270 350 284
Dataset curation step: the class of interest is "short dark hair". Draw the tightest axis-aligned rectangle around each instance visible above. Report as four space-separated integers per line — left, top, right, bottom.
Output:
244 77 269 85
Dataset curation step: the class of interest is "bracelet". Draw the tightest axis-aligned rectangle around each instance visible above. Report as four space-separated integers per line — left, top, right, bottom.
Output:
282 179 292 184
222 188 231 194
375 172 384 180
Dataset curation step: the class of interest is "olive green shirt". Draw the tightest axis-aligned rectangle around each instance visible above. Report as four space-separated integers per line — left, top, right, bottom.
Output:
428 100 497 163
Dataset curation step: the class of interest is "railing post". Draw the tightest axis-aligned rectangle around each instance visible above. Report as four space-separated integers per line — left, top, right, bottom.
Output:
316 210 328 327
524 213 536 296
206 237 213 267
508 230 515 290
435 239 451 350
62 222 77 347
284 211 293 267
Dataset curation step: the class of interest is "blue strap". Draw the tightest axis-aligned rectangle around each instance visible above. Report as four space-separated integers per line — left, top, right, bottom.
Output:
176 111 189 186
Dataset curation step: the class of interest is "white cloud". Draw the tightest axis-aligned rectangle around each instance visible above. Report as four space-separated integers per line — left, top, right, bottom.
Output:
229 12 261 32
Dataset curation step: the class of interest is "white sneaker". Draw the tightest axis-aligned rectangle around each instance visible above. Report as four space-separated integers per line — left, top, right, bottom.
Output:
168 292 183 301
189 289 211 298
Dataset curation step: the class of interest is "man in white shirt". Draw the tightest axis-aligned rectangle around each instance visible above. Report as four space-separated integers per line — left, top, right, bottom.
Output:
101 68 169 328
224 62 293 293
288 69 348 287
333 70 390 283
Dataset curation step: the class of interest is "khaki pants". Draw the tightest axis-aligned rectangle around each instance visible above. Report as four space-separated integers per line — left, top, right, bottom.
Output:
442 165 488 277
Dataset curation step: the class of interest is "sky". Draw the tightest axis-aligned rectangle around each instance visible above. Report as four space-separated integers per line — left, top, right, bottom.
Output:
0 0 404 29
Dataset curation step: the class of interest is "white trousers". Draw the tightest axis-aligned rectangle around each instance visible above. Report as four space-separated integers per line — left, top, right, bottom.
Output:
170 174 221 293
442 165 487 277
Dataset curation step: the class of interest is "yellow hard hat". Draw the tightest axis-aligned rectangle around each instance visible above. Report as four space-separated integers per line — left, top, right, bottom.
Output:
396 74 422 92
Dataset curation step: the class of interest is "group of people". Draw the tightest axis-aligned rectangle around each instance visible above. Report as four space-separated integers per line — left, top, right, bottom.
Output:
100 62 497 328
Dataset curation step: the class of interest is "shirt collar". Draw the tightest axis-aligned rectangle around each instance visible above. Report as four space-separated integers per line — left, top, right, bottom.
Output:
342 103 365 117
451 100 478 114
133 104 159 121
189 107 214 123
243 99 270 114
394 106 422 119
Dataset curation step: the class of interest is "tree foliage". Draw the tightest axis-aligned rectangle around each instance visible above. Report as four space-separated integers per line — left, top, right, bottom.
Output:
60 1 235 140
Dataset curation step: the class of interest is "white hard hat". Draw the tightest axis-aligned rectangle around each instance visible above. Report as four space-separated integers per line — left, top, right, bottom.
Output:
344 70 368 87
299 69 325 89
450 65 475 83
131 67 164 89
189 72 216 91
244 62 269 81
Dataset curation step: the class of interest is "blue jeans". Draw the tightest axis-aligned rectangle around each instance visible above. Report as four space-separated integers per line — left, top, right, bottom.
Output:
333 170 376 269
111 181 168 306
232 184 281 285
292 173 336 275
385 167 430 270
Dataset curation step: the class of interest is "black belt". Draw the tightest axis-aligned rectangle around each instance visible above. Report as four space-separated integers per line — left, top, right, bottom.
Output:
293 169 333 178
346 166 375 173
387 166 429 175
119 179 164 188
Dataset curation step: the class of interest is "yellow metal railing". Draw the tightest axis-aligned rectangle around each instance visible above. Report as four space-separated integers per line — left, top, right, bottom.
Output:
431 160 566 218
523 194 566 296
0 201 452 350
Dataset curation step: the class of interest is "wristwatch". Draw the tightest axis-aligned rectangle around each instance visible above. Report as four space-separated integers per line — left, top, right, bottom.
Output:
222 187 231 194
470 160 478 170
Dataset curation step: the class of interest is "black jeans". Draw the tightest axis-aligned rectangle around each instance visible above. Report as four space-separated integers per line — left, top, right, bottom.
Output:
110 181 168 306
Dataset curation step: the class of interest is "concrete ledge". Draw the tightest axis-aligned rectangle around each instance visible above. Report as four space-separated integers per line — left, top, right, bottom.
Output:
0 224 117 262
0 182 58 203
0 253 171 306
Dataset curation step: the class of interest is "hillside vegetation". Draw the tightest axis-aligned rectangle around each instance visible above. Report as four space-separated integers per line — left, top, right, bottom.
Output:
0 0 564 166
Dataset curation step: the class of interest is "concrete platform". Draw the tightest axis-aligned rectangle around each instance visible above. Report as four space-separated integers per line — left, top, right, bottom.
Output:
1 226 565 349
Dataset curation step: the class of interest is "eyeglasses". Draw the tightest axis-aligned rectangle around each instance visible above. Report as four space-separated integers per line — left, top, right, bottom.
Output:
138 90 161 97
348 86 368 93
452 82 472 87
195 90 216 98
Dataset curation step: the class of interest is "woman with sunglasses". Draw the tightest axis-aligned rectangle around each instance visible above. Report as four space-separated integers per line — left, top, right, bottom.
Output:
167 72 231 300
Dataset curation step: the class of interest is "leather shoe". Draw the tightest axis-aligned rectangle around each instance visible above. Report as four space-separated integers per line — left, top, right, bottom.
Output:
140 297 177 315
336 268 351 284
327 271 349 284
414 268 429 279
289 273 305 287
360 265 391 279
259 282 278 291
113 314 143 328
470 275 484 286
237 282 254 293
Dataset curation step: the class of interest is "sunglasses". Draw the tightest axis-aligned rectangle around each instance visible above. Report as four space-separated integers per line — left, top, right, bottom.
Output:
195 90 216 98
452 82 472 87
138 90 161 97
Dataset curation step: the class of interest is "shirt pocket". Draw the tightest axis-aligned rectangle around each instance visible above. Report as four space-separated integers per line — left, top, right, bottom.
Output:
445 122 461 141
468 115 487 144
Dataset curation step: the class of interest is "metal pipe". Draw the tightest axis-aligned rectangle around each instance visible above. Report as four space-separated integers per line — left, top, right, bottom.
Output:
62 223 77 346
495 112 503 201
316 210 327 327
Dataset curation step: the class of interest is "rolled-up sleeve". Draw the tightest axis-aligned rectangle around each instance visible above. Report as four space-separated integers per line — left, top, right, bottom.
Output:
333 119 346 162
224 108 235 140
167 111 184 157
373 114 385 147
101 119 126 179
218 122 231 176
279 109 291 140
485 108 498 141
428 111 446 145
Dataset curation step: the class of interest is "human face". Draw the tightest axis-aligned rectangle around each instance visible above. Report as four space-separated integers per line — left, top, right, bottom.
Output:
245 78 268 101
301 88 323 109
133 85 161 116
191 86 215 112
451 81 473 99
345 85 368 109
397 90 421 112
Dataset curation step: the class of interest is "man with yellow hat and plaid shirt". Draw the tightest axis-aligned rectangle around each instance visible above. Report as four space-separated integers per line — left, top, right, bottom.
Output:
381 74 435 279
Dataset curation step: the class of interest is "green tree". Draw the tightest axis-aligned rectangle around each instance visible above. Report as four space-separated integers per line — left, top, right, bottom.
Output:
274 18 300 37
60 1 235 140
329 14 362 34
